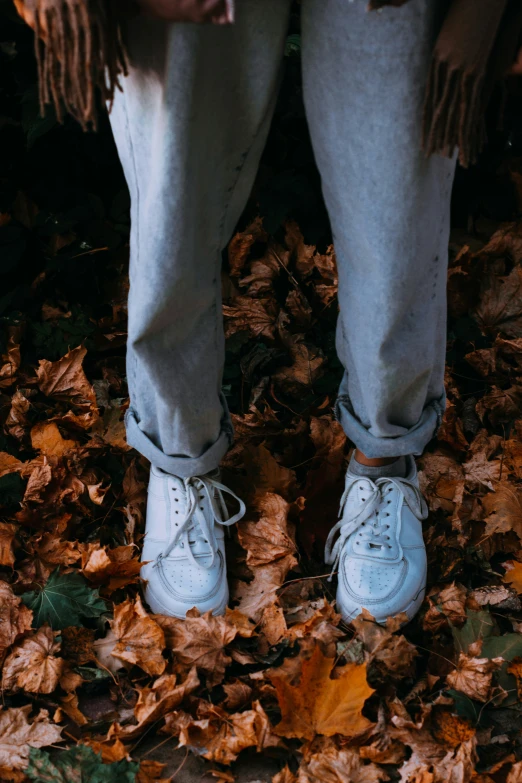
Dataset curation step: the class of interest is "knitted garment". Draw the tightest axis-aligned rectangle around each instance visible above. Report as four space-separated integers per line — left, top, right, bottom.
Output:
13 0 522 165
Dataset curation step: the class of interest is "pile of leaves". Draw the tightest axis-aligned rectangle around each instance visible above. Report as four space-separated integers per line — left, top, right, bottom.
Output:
3 3 522 781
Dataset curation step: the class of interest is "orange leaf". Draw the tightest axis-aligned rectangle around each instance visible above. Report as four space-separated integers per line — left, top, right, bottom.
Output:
270 644 374 739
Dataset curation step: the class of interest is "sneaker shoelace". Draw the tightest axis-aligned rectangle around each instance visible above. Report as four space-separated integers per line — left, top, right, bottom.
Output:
324 474 428 580
153 474 246 571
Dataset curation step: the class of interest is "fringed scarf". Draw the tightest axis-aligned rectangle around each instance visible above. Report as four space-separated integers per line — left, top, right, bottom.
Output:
13 0 522 165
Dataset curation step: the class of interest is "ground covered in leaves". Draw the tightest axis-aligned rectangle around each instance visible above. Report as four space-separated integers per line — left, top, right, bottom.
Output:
3 4 522 782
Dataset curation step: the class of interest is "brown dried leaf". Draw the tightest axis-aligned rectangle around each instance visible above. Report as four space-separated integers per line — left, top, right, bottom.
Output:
115 668 200 737
0 706 62 770
446 653 503 702
36 345 98 413
238 492 297 568
82 544 142 592
30 421 78 457
352 609 418 677
110 596 166 676
223 296 278 340
297 742 387 783
483 486 522 540
228 217 267 277
155 610 236 688
0 524 17 568
2 626 64 694
0 583 32 664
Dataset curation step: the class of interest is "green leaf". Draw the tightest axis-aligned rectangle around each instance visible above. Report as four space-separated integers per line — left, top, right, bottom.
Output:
444 689 481 724
27 745 139 783
451 610 495 654
481 634 522 662
21 569 107 630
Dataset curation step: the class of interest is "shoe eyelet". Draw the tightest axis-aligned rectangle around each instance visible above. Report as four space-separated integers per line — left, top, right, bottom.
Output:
175 511 179 514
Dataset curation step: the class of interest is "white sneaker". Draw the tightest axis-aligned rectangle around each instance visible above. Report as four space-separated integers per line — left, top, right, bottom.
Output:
325 456 428 625
141 467 245 618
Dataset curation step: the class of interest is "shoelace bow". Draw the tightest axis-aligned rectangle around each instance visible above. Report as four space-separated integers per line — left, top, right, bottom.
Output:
154 475 245 571
324 474 428 580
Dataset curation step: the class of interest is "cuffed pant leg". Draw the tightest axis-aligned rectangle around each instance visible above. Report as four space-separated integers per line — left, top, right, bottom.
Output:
109 0 291 477
302 0 456 458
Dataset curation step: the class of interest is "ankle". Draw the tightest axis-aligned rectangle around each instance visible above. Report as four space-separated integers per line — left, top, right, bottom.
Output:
354 449 400 467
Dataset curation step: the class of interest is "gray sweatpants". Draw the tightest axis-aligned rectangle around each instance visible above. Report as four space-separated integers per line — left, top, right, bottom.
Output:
109 0 456 477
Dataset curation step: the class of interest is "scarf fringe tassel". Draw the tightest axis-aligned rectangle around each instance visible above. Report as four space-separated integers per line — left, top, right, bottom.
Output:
422 56 488 169
34 0 128 130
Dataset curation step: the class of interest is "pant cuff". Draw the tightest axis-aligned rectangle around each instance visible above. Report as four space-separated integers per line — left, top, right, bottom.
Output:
124 404 233 478
334 393 445 459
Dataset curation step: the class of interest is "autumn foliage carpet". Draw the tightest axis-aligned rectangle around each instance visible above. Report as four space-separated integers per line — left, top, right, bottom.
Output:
3 9 522 782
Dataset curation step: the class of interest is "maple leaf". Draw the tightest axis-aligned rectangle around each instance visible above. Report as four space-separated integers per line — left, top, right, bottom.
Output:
228 216 267 277
238 492 297 568
2 625 64 694
351 609 417 677
0 452 24 479
36 345 98 414
167 700 281 765
503 560 522 593
273 333 325 396
473 262 522 339
270 644 374 739
0 522 17 567
243 443 297 500
273 767 296 783
0 329 21 389
223 296 279 340
30 422 78 457
115 669 200 738
483 486 522 540
21 569 107 629
0 706 62 770
446 652 503 702
110 595 166 676
0 582 32 664
297 741 388 783
222 679 253 711
5 388 31 442
423 583 467 632
26 745 138 783
232 554 297 622
81 543 143 592
154 610 236 687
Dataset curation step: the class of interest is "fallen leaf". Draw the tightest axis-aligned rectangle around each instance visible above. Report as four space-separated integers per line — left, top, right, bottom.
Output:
2 625 64 694
110 596 166 676
483 486 522 540
447 653 503 702
297 742 387 783
502 560 522 594
0 706 62 770
114 669 200 738
82 544 143 592
155 610 236 687
238 492 297 568
0 523 17 567
270 644 374 739
21 569 107 629
0 583 32 664
36 345 98 422
30 421 78 457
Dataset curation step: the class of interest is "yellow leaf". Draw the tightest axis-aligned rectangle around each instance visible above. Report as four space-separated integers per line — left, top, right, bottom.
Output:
503 560 522 593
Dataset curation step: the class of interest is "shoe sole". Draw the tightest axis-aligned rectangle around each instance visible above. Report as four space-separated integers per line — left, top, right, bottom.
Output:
143 583 229 619
340 584 426 627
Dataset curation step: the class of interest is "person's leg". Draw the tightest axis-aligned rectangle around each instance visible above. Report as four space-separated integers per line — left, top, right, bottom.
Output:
301 0 455 461
109 0 291 479
301 0 456 624
109 1 291 617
